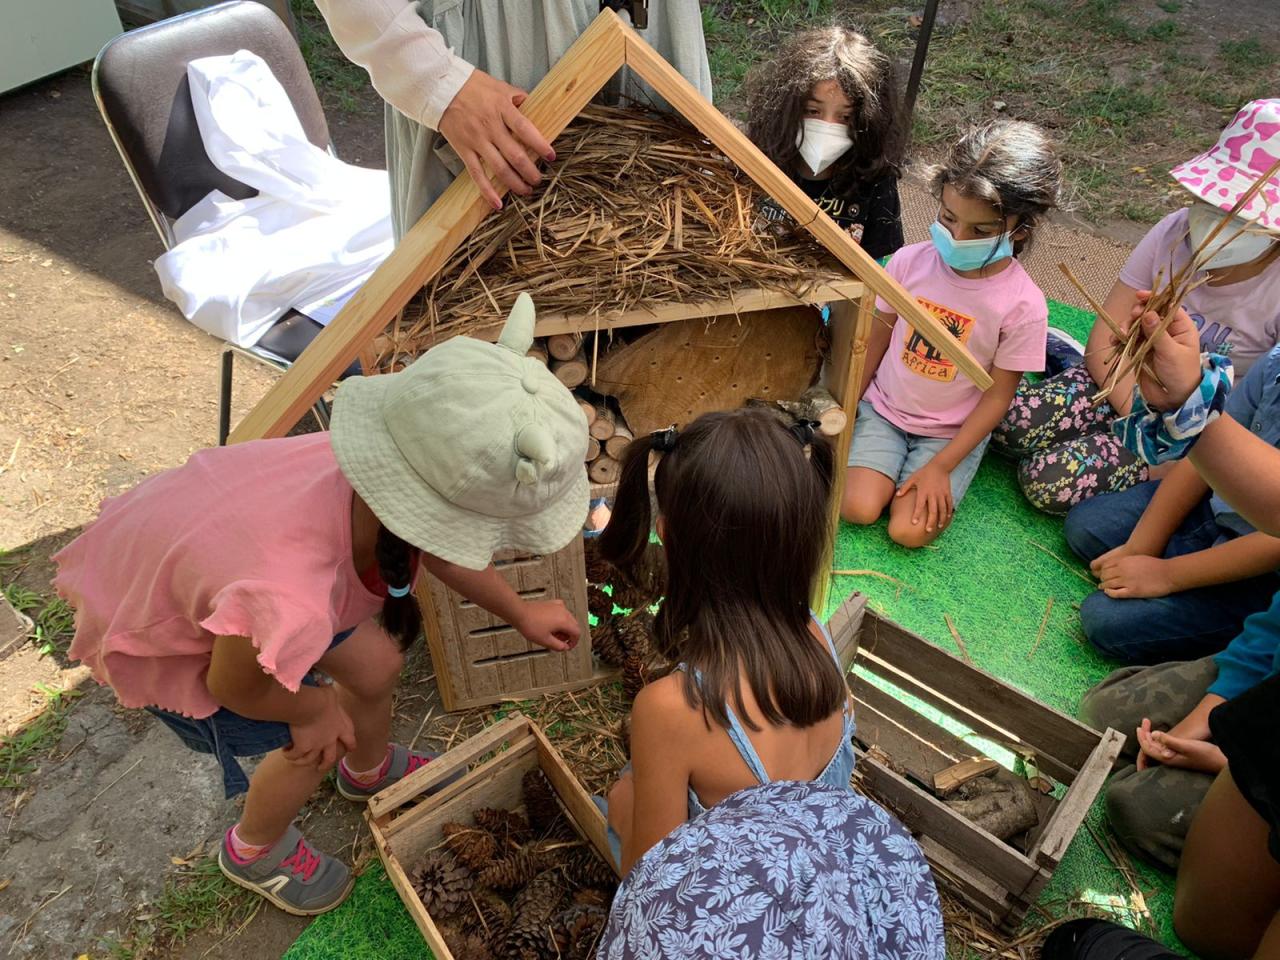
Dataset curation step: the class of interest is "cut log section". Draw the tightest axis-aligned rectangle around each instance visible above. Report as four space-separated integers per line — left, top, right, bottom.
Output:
577 397 598 427
944 772 1039 841
604 423 633 459
551 348 589 389
526 341 549 365
589 406 616 442
585 436 601 461
588 455 621 485
547 333 584 361
748 385 847 436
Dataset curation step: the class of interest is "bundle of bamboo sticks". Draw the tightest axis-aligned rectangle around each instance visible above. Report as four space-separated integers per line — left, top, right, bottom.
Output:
374 104 847 370
1063 157 1280 404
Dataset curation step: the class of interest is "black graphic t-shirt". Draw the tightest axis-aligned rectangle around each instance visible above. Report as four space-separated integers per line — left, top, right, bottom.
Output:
757 174 904 261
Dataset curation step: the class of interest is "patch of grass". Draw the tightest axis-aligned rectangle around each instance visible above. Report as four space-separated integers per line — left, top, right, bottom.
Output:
1146 19 1181 42
1156 0 1181 12
289 0 372 113
104 859 259 959
3 584 75 657
0 684 81 789
1220 38 1276 76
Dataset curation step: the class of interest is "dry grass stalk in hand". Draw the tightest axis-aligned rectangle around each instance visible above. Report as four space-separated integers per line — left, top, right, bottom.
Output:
376 104 848 369
1088 156 1280 405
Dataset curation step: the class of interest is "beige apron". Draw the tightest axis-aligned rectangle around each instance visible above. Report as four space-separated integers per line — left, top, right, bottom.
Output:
387 0 712 238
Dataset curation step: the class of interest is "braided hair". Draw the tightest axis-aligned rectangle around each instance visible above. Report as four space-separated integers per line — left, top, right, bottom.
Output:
375 525 422 650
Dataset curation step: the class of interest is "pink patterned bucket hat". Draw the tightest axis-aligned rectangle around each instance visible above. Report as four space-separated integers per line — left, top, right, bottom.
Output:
1171 99 1280 232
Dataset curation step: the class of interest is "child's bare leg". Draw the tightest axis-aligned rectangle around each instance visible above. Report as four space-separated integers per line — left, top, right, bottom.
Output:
316 620 405 770
886 489 946 548
841 467 897 525
1174 769 1280 960
237 749 332 845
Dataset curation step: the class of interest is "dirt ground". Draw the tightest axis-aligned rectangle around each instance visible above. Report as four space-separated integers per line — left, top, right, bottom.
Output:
0 2 1276 956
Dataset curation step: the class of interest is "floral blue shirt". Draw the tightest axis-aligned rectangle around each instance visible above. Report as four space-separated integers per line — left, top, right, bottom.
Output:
599 780 945 960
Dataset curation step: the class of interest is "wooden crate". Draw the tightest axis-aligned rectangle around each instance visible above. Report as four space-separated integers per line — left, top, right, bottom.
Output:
368 713 618 958
848 603 1125 931
418 536 616 712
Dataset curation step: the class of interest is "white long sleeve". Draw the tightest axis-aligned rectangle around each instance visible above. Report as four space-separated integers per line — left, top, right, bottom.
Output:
311 0 474 131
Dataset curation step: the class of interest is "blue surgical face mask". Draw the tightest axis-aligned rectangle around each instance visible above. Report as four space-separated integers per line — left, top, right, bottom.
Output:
929 220 1014 272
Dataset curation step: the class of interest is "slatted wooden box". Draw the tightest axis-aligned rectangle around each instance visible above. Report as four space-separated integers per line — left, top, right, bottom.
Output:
367 713 618 958
846 599 1125 931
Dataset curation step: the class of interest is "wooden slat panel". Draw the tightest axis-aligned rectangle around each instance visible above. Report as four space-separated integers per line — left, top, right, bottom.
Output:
532 726 620 876
851 679 969 785
825 592 866 671
856 753 1043 896
858 610 1099 776
1029 727 1125 869
622 30 992 391
228 11 630 442
370 713 533 820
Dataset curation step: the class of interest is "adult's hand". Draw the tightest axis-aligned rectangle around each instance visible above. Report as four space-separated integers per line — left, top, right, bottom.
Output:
1129 291 1203 411
438 70 556 211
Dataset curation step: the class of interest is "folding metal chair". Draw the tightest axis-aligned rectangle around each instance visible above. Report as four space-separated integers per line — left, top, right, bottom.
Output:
91 0 360 444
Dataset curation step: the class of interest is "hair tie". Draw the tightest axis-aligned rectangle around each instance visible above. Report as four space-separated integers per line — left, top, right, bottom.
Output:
387 583 412 599
651 425 679 452
789 419 821 445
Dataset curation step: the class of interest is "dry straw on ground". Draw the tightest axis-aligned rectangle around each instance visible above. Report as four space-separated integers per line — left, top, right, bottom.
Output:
375 104 848 369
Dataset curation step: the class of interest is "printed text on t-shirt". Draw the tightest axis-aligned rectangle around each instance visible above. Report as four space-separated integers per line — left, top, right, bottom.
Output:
901 298 976 383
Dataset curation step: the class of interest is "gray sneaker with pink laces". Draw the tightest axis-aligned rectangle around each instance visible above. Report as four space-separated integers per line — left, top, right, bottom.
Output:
217 825 353 916
335 743 452 801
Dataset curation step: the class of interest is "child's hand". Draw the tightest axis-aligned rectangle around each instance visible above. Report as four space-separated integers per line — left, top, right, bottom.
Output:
515 599 581 652
1129 291 1204 411
284 687 356 770
1135 718 1225 773
896 462 953 533
1095 554 1176 598
1090 542 1142 576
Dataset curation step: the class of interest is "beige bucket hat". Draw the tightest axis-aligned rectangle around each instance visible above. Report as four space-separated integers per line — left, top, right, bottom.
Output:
330 294 589 570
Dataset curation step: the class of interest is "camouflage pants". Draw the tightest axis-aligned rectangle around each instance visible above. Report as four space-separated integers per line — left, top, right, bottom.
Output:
1079 657 1220 871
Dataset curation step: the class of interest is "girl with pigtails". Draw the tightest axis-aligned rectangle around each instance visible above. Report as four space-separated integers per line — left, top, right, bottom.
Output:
53 296 589 917
595 409 857 876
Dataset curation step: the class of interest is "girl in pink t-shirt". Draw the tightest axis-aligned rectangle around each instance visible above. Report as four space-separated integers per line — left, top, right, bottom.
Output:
51 296 589 916
841 120 1060 547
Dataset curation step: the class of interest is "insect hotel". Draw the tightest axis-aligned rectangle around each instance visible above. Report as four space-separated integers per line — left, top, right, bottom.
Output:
227 8 1118 934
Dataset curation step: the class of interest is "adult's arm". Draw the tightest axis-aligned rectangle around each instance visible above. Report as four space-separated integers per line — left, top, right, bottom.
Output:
312 0 554 208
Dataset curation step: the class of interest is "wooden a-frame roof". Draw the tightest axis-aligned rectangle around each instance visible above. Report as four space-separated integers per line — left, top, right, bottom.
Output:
229 8 990 444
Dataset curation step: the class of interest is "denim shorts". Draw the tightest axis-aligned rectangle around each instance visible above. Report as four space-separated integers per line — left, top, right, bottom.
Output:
147 627 355 798
847 400 989 504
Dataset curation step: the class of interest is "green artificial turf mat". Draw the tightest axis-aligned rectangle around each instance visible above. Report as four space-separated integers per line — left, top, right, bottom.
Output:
284 299 1181 959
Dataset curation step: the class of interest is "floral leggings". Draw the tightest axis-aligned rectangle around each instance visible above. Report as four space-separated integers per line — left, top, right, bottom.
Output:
991 364 1148 515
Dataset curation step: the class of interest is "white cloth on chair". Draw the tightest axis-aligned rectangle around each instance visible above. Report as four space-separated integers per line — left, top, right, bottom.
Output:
154 50 393 348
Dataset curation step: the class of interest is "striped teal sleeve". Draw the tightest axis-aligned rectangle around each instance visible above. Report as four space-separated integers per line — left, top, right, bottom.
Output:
1210 590 1280 701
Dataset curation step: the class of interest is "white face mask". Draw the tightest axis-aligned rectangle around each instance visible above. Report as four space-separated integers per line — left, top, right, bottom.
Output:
1187 203 1277 270
795 118 853 176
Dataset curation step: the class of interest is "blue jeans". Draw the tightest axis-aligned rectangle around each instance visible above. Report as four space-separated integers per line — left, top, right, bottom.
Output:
1064 482 1279 665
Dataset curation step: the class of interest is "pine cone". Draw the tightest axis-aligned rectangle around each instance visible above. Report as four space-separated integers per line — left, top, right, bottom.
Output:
439 921 494 960
411 851 474 919
442 821 499 871
591 620 626 667
522 768 560 833
477 843 554 892
587 584 614 621
635 541 667 598
557 903 609 960
614 611 655 660
609 578 650 613
583 538 614 586
621 654 650 701
572 886 612 910
506 869 567 960
564 848 618 890
465 889 513 940
473 807 531 847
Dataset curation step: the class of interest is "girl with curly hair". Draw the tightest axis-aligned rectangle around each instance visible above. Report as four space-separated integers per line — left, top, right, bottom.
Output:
745 25 906 259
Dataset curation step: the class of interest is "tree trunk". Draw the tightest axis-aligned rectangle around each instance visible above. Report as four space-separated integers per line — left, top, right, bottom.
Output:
550 348 589 389
585 436 601 462
589 406 617 441
944 773 1038 841
547 333 584 362
748 386 847 436
588 455 621 485
605 422 634 459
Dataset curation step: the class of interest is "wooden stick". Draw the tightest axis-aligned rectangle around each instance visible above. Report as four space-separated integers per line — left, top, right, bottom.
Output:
934 758 1000 797
588 455 621 484
944 613 972 664
1027 597 1055 661
604 423 633 459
